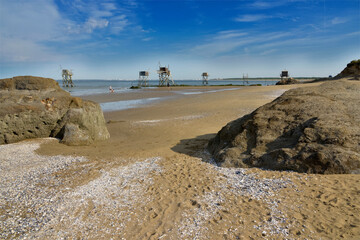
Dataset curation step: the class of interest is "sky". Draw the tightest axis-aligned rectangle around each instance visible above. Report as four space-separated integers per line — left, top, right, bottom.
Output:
0 0 359 80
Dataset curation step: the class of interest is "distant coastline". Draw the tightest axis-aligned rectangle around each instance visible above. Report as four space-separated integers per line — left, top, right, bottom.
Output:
56 77 318 81
221 77 317 81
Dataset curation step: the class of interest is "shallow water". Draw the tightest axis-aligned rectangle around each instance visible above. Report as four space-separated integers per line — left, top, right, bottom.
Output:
58 79 278 112
100 97 165 112
58 79 278 96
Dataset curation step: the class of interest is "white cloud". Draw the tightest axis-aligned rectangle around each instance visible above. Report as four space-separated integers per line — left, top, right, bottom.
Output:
84 18 109 33
249 0 305 9
234 14 270 22
63 0 131 35
110 15 129 34
331 17 348 25
102 2 117 11
189 30 292 57
346 31 360 36
0 0 69 62
187 30 254 56
0 0 139 63
124 0 138 7
0 38 63 62
142 37 153 42
0 0 64 41
251 1 277 9
260 49 277 55
214 30 248 40
191 40 251 56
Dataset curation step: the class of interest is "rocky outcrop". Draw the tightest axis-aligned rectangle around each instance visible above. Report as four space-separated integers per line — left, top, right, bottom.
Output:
208 80 360 174
335 59 360 79
0 76 110 145
275 78 299 85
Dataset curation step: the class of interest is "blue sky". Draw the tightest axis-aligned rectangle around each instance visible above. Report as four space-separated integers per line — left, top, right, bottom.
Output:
0 0 359 80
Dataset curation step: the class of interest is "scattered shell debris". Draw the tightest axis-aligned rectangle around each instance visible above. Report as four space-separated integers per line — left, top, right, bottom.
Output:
177 160 298 239
1 139 309 239
0 139 87 239
0 139 162 239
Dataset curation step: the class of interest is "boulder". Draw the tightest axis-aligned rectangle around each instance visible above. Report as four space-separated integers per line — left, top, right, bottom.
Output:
275 78 299 85
335 59 360 79
208 80 360 174
0 76 110 145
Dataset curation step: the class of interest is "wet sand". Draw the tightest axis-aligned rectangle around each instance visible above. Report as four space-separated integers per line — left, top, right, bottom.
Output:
2 83 359 239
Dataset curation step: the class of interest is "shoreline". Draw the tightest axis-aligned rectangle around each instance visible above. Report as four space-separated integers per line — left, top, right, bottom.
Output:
81 84 298 112
62 78 316 99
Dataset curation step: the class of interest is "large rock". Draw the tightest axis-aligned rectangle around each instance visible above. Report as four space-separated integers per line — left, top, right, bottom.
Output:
335 59 360 79
275 78 299 85
0 76 110 145
208 80 360 174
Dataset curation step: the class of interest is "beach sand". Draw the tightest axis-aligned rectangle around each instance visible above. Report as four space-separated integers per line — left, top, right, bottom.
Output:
1 83 359 239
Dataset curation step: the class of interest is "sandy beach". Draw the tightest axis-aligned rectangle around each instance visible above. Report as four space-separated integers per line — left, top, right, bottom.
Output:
1 83 360 239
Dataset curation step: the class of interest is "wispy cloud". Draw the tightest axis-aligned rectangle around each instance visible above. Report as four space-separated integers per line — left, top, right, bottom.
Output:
214 30 248 40
61 0 133 35
0 0 68 62
0 38 63 62
142 37 153 42
0 0 141 63
84 18 109 33
189 29 292 57
250 1 281 9
109 15 129 34
346 31 360 37
260 49 277 55
249 0 305 9
188 22 359 58
191 40 251 56
331 17 348 25
234 14 271 22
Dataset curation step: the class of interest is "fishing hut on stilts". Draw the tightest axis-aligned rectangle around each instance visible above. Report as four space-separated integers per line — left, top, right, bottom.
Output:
157 64 174 86
202 72 209 85
62 69 74 87
280 70 289 80
138 71 149 87
243 73 249 85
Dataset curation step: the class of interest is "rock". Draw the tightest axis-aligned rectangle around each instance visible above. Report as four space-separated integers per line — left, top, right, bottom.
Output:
275 78 299 85
335 59 360 79
0 75 61 90
208 80 360 174
0 76 110 145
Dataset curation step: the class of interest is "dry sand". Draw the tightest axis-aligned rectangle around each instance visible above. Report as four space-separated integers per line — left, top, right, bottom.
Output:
1 83 359 239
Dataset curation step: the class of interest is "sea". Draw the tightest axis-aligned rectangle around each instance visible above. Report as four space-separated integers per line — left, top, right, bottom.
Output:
58 79 278 96
57 79 279 111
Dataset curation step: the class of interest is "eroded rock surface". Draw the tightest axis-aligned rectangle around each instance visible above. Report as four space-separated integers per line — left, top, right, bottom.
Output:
0 76 110 145
208 80 360 174
275 78 299 85
335 59 360 79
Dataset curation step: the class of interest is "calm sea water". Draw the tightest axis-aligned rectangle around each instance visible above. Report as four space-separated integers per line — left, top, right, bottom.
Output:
58 79 279 111
58 79 278 96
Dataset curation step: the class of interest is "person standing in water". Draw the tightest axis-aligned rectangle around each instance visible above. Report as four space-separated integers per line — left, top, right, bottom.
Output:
109 86 114 93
